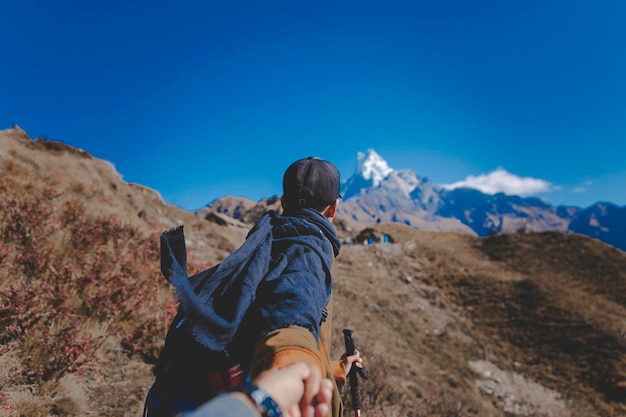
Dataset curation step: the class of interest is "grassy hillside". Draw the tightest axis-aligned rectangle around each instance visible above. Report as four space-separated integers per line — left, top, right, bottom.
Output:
330 225 626 416
1 127 625 417
0 127 245 416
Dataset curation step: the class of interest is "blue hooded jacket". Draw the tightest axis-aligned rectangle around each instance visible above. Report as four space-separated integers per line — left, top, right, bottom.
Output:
160 208 341 353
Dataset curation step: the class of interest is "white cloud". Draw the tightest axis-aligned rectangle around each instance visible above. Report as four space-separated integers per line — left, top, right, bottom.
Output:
442 167 552 196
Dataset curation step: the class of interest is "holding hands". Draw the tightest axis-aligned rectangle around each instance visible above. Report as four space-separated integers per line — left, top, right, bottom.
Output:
253 362 334 417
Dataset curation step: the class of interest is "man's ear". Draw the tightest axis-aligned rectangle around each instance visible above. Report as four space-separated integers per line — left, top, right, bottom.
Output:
326 199 338 218
280 195 286 210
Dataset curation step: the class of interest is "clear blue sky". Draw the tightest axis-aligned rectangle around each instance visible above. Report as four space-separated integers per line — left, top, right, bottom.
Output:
2 1 625 210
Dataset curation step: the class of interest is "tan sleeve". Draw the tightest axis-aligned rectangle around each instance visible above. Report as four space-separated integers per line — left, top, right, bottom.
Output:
331 360 347 386
249 325 327 379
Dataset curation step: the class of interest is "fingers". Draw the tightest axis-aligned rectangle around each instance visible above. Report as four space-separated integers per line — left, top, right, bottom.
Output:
314 404 329 417
300 364 322 417
308 375 333 417
353 352 364 368
341 349 365 376
342 349 362 364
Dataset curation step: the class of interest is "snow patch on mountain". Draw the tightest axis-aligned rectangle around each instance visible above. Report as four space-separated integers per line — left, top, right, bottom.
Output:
356 149 393 187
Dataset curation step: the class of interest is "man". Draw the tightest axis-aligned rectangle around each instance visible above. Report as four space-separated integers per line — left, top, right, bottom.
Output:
145 157 361 417
246 156 362 417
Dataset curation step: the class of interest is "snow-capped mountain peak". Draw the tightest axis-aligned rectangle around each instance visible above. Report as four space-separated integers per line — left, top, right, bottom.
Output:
356 149 393 187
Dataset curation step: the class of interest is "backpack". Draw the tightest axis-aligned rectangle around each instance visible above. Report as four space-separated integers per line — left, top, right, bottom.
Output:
151 264 247 394
146 225 263 415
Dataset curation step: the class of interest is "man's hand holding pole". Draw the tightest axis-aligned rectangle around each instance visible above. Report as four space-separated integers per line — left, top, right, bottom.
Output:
343 328 368 417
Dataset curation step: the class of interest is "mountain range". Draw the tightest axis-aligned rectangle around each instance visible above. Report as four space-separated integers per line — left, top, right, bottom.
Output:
208 149 626 252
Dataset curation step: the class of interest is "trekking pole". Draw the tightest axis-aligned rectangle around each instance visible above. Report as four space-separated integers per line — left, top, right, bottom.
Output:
343 328 368 417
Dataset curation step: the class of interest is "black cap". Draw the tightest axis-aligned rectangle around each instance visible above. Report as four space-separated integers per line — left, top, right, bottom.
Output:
283 157 341 209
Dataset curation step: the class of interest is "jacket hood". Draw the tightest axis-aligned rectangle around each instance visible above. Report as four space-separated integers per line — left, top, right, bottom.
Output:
269 208 341 258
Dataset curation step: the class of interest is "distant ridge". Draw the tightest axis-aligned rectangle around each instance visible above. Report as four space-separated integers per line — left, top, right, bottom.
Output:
207 149 626 252
335 149 625 251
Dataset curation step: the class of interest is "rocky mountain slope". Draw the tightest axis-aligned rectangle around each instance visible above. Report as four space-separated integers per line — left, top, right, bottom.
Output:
339 149 626 251
1 126 625 417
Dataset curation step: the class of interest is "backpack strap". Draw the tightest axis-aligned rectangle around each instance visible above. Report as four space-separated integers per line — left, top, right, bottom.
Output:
319 231 335 326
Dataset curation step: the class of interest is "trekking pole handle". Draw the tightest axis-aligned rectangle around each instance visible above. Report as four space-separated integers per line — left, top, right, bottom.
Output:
343 328 369 379
343 328 361 416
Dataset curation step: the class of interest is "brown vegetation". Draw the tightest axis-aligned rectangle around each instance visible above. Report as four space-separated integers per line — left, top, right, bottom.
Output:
0 156 184 415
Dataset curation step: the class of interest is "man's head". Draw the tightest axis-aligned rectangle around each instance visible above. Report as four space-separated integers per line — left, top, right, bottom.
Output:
282 156 341 218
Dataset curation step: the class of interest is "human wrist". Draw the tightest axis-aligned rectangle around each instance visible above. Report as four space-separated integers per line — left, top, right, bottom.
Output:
230 383 283 417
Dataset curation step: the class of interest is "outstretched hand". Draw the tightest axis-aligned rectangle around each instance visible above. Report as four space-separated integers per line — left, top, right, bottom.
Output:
254 362 334 417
